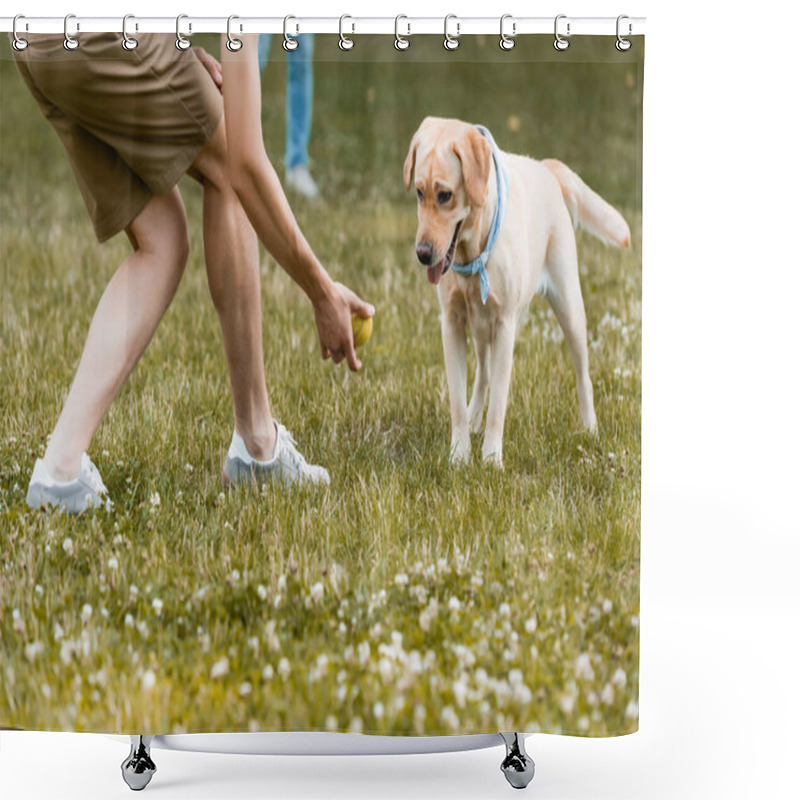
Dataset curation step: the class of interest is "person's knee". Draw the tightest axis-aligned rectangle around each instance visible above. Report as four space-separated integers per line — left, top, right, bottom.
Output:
129 190 190 272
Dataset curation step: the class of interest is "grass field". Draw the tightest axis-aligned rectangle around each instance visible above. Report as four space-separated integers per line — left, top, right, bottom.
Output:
0 36 642 737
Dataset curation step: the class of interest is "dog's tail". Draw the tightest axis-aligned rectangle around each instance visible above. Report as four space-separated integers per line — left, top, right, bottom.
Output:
542 159 631 249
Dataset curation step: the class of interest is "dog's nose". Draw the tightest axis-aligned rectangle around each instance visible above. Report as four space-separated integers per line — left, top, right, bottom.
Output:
416 242 434 266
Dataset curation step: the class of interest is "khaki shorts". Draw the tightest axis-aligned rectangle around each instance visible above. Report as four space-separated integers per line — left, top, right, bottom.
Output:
12 33 223 242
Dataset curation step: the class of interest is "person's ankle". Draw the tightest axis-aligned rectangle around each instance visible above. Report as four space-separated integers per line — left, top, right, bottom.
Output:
43 450 81 483
240 423 278 462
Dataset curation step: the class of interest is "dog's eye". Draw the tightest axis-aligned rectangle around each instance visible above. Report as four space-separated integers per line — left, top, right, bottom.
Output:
437 191 452 204
416 188 424 202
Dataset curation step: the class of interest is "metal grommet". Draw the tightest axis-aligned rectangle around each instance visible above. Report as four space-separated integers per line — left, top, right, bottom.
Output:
283 15 299 51
499 14 516 51
443 14 460 51
394 15 410 50
63 13 79 51
226 15 243 52
616 15 632 51
339 15 355 51
554 14 570 51
12 15 28 51
122 14 138 51
176 14 191 50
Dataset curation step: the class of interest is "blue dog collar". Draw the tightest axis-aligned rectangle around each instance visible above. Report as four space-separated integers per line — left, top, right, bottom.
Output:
451 125 510 304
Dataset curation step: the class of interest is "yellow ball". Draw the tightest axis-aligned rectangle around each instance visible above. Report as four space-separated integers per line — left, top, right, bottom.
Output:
351 313 373 348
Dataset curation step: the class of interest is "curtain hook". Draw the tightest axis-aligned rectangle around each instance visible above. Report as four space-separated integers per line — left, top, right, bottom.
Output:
176 14 192 50
394 15 410 51
443 14 460 51
63 13 79 51
12 14 28 51
226 15 243 52
616 15 632 51
122 14 138 51
554 14 570 51
339 15 355 51
283 15 299 51
499 14 516 51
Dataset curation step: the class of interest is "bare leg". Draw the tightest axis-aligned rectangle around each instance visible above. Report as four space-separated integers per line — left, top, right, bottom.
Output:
442 309 471 464
482 320 516 466
468 335 490 434
188 122 276 460
44 189 189 481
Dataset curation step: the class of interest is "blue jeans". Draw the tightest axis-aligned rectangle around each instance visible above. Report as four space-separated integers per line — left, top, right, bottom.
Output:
258 33 314 171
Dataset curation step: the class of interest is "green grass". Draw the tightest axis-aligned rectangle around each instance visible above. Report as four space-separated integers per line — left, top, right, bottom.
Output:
0 36 642 737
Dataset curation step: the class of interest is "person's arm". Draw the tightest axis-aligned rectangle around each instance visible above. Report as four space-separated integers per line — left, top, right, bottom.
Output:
216 35 372 370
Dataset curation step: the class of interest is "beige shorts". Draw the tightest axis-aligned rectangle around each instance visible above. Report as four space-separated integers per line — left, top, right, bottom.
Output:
12 33 223 242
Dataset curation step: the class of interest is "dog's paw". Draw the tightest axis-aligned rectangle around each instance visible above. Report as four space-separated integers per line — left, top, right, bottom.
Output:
449 439 471 466
482 448 504 469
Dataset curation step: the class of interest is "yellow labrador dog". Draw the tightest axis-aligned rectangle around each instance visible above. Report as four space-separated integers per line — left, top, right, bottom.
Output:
404 117 630 466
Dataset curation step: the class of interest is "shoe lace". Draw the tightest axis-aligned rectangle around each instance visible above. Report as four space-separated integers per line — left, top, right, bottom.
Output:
277 425 310 473
81 455 106 493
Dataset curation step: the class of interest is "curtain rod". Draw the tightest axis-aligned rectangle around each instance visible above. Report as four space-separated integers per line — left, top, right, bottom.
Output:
1 15 646 37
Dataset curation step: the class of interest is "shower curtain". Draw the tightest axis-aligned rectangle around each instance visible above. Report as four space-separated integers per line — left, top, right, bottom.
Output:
0 29 642 740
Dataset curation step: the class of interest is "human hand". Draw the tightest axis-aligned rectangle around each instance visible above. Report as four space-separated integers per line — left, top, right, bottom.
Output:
195 47 223 93
312 282 375 372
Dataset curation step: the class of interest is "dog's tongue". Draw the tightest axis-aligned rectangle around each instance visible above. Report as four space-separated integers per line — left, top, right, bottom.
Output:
427 261 444 285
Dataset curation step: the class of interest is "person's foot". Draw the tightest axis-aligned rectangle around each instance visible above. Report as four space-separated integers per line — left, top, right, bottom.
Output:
26 453 111 514
224 423 330 487
285 165 320 199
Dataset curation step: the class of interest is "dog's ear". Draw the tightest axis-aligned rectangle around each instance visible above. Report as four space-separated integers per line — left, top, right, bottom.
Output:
453 127 492 208
403 132 419 192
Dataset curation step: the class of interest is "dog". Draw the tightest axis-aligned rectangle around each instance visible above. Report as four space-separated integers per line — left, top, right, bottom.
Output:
404 117 631 466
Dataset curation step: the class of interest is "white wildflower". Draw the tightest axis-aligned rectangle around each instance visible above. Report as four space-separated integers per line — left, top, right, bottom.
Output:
625 700 639 720
262 664 274 680
25 641 45 661
373 702 385 720
602 599 613 614
107 557 119 571
149 492 160 508
210 656 230 679
124 613 134 628
349 716 363 734
81 604 93 624
524 617 538 634
448 597 461 613
278 657 291 680
612 668 627 689
575 653 595 681
441 705 459 730
152 598 163 616
394 572 409 587
452 678 468 708
600 684 615 705
62 538 74 555
238 682 252 697
257 584 268 601
310 582 324 604
499 603 511 618
141 670 156 690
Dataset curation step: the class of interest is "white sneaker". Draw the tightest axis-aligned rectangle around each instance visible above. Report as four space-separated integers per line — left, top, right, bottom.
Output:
224 423 330 487
26 453 112 514
285 166 320 199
